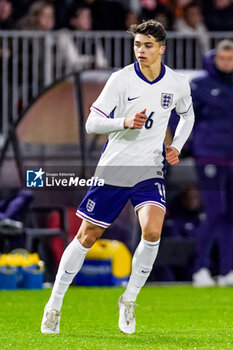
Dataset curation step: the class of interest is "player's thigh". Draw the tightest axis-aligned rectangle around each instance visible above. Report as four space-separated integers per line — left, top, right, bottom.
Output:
137 205 165 242
130 178 166 241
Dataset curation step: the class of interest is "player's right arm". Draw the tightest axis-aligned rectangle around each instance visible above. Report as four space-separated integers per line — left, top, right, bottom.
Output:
86 108 147 134
85 71 147 134
86 110 125 134
86 109 147 134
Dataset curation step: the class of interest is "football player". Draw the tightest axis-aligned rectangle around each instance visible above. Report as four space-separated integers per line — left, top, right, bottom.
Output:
41 19 194 335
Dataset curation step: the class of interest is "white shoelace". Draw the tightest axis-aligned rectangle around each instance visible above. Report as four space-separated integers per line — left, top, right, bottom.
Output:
123 301 135 322
45 310 60 330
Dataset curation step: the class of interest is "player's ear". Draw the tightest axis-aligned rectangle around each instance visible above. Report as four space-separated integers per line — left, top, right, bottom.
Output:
159 46 166 55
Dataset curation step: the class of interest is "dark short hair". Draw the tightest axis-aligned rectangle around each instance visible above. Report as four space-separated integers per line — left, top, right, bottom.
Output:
128 20 166 45
71 4 90 18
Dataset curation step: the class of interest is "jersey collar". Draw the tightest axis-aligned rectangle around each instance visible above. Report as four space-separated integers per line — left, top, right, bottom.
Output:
134 61 166 85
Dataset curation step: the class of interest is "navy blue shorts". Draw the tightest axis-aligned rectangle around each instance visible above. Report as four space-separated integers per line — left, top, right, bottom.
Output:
76 178 166 228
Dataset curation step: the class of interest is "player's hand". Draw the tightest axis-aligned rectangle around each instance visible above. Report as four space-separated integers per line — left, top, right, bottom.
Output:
124 109 147 129
166 145 179 165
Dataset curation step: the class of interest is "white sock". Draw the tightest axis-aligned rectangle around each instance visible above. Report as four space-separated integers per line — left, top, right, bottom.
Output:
123 237 160 302
47 237 90 311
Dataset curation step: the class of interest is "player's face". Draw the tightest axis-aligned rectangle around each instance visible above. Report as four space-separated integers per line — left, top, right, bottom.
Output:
134 34 165 67
215 49 233 73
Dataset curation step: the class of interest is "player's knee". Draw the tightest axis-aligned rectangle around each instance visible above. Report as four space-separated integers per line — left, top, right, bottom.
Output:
142 228 161 242
79 233 98 248
77 221 104 248
77 230 99 248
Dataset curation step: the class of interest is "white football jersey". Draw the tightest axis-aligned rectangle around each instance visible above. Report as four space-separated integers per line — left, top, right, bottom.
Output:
91 62 193 187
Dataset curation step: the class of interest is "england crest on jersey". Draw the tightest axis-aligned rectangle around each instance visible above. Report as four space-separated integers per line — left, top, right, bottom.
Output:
86 199 96 212
161 93 173 109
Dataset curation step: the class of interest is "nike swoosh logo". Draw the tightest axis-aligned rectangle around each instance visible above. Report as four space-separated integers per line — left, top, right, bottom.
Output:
141 270 150 274
65 270 75 275
128 96 140 101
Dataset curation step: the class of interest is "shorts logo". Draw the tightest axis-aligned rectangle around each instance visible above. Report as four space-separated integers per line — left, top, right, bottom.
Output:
161 93 173 109
26 168 45 187
86 199 96 212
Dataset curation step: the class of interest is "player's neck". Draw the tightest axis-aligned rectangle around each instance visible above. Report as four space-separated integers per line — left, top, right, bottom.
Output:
139 60 162 82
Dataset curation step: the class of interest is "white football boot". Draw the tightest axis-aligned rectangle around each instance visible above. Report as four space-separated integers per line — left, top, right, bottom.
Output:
41 306 61 334
118 295 136 334
218 271 233 286
192 268 216 287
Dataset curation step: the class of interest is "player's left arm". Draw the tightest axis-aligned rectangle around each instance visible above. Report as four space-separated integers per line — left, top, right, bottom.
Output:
167 81 195 165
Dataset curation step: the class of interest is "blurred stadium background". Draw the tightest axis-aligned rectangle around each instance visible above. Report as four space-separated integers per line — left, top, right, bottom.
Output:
0 0 233 287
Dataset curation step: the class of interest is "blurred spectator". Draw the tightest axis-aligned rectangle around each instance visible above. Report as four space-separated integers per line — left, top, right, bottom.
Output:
16 0 55 30
166 185 203 238
68 4 92 31
0 189 33 221
191 40 233 287
174 1 210 54
0 0 13 29
124 9 141 30
202 0 233 31
64 0 126 30
67 4 108 68
161 0 193 19
16 1 107 74
0 189 33 252
0 0 13 80
140 0 174 30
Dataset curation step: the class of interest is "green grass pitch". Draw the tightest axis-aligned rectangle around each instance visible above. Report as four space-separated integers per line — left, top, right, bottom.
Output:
0 286 233 350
